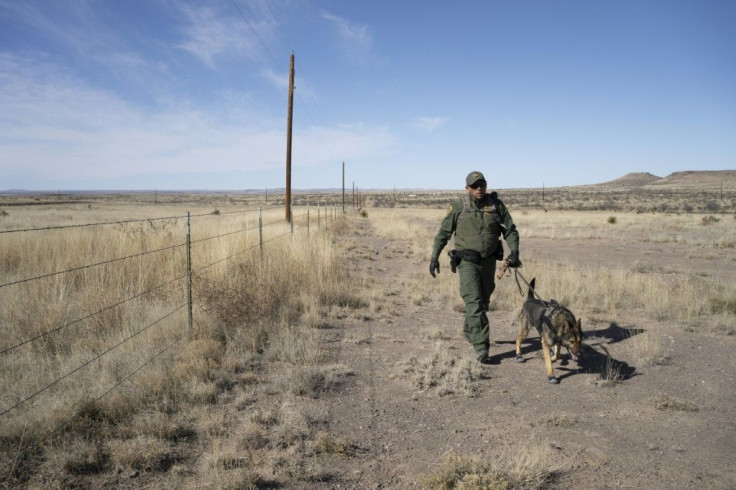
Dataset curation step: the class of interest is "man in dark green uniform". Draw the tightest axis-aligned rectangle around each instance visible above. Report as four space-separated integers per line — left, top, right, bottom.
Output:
429 171 521 364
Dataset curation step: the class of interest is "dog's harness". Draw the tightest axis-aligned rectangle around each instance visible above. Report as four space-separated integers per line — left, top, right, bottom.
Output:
540 302 563 343
522 300 563 341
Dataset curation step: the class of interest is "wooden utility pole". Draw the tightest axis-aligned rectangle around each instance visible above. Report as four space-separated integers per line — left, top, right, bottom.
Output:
285 52 295 222
342 162 345 213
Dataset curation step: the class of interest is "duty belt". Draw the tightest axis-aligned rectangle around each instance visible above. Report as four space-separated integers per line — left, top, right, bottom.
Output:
459 250 483 263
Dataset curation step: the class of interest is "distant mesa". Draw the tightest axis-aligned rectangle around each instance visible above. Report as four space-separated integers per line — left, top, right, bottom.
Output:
602 172 661 186
600 170 736 188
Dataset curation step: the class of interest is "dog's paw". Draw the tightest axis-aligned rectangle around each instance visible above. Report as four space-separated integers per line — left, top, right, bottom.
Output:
516 356 525 363
548 376 559 384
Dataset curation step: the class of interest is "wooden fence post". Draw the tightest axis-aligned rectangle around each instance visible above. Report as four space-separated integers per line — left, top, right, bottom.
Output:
258 207 263 256
186 212 193 339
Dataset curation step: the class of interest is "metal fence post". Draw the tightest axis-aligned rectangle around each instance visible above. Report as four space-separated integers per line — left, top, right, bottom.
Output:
317 203 321 230
307 204 310 236
186 212 193 339
258 207 263 256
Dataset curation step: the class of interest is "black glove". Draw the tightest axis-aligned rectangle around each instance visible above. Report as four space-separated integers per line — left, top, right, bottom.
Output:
429 258 440 278
506 251 521 268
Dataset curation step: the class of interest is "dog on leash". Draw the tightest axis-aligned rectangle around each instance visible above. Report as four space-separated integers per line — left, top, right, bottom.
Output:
516 278 583 384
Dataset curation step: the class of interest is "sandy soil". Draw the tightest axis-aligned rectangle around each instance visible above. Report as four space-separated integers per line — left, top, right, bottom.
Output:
311 218 735 488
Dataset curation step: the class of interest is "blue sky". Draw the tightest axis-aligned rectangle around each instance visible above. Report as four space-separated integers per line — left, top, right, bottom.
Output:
1 0 734 191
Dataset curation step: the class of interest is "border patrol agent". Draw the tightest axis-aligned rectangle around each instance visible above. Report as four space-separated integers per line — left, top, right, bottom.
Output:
429 171 521 363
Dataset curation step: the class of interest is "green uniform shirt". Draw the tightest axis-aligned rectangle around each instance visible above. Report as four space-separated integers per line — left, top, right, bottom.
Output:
431 194 519 261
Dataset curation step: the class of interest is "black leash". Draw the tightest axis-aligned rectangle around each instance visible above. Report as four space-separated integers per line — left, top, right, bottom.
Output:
498 262 543 301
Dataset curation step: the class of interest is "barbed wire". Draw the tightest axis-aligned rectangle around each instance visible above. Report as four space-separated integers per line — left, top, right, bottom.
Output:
97 338 181 403
0 273 187 356
0 206 332 436
41 335 183 448
0 303 186 419
192 242 261 276
191 213 314 276
0 240 186 290
190 225 256 246
0 204 292 235
0 215 187 235
188 207 278 218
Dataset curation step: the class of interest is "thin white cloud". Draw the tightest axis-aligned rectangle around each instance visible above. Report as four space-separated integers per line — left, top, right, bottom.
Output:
0 0 115 55
0 54 393 186
260 67 289 90
321 12 372 61
410 116 449 132
177 3 272 68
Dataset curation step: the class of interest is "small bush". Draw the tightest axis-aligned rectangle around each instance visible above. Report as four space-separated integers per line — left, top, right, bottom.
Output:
629 331 669 367
701 215 719 225
360 209 368 218
653 394 699 412
607 216 617 224
423 447 554 490
314 431 349 454
211 209 220 215
400 343 484 397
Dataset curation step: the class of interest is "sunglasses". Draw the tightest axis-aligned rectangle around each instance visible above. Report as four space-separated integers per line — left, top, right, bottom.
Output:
469 182 487 189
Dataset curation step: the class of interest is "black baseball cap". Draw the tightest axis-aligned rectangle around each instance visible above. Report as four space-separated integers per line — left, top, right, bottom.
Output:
466 171 486 186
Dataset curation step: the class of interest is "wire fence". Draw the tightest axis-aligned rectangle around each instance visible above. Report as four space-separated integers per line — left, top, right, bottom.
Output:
0 202 345 439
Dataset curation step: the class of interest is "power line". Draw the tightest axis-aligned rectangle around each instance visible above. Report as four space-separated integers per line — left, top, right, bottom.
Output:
263 0 338 159
231 0 338 161
229 0 284 72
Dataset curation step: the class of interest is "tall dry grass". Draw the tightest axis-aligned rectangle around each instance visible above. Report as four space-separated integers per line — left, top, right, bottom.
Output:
0 203 353 484
367 207 736 333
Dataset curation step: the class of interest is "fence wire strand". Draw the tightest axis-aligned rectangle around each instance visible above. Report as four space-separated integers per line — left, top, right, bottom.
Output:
0 273 187 355
0 303 186 419
0 240 186 290
190 224 257 246
0 215 187 235
0 205 328 430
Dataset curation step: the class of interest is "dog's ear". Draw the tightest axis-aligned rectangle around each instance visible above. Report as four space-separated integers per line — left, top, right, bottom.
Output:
528 278 536 297
574 318 582 331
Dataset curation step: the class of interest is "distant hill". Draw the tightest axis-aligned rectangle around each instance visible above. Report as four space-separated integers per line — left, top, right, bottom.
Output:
646 170 736 188
600 170 736 189
601 172 661 186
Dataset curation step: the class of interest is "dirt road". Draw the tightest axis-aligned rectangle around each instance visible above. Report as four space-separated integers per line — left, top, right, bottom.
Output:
316 218 736 488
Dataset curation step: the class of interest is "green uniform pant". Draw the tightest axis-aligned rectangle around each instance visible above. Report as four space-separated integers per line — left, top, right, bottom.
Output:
459 257 496 352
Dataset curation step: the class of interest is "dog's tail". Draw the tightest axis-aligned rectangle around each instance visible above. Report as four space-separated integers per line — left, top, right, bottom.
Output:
528 277 536 300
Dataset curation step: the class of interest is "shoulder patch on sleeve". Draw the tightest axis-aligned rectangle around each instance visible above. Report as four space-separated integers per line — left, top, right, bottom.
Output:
445 205 453 216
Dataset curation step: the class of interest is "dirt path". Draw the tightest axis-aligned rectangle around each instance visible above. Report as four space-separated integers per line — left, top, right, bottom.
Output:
315 217 736 488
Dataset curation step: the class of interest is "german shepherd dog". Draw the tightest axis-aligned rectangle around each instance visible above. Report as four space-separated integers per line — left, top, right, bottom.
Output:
516 278 583 384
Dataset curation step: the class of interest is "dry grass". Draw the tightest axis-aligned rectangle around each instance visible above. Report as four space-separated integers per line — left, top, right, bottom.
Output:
399 343 486 397
530 414 577 428
653 394 699 412
1 188 733 486
367 206 736 333
0 199 356 486
628 330 671 367
423 440 555 489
